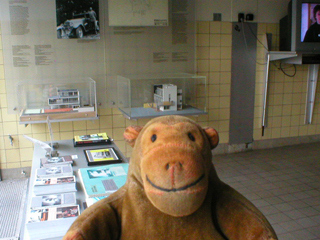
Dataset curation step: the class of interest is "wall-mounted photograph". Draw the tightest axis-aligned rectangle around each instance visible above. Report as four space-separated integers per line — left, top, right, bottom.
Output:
56 0 100 39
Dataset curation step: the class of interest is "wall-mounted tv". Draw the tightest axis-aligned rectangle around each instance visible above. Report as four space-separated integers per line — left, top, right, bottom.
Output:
280 0 320 54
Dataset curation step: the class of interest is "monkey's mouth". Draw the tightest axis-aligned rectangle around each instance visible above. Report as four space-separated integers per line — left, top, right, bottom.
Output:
146 174 205 192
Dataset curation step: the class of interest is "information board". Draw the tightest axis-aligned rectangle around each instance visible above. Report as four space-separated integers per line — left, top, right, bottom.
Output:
108 0 169 26
0 0 196 113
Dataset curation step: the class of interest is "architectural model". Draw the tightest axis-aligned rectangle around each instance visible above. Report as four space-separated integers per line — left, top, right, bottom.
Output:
48 89 80 109
153 84 182 111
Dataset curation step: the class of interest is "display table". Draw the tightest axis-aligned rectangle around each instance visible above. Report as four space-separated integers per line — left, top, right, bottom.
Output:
21 139 128 240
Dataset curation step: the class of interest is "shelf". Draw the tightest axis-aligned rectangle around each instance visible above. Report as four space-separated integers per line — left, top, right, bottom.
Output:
268 51 298 61
119 106 207 120
19 111 98 124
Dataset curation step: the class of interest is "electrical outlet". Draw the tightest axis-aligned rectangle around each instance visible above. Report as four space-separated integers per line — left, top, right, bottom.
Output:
246 13 254 21
238 13 245 22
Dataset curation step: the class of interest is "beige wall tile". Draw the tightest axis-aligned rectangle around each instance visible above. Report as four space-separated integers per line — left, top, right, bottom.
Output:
209 34 221 47
219 108 230 120
31 124 46 134
208 96 220 109
0 94 7 108
59 121 73 132
86 119 100 130
220 22 232 34
209 60 220 72
208 85 220 97
2 108 17 122
21 160 32 167
197 59 210 72
218 132 229 143
220 35 232 47
18 135 33 148
281 116 291 127
197 34 210 47
282 105 292 116
289 126 299 137
220 60 231 72
6 149 20 162
0 79 6 93
17 124 32 135
113 114 126 128
272 116 282 128
218 120 229 132
60 132 74 140
6 162 21 169
257 23 267 34
3 122 18 135
219 96 230 108
219 84 230 96
283 94 293 105
32 133 47 142
0 150 6 163
280 127 290 138
73 120 87 131
197 21 210 34
208 72 220 84
74 130 87 137
209 22 221 33
0 136 4 150
0 65 4 79
220 47 231 59
98 107 112 116
271 128 281 138
209 47 221 59
112 108 122 115
100 115 113 129
220 72 231 84
19 148 33 161
113 127 125 141
197 46 210 59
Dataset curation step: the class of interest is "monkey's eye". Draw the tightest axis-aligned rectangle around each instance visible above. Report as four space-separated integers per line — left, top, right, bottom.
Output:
188 132 195 141
151 134 157 142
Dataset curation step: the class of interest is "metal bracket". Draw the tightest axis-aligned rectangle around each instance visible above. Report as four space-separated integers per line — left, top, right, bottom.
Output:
8 135 13 146
305 64 319 124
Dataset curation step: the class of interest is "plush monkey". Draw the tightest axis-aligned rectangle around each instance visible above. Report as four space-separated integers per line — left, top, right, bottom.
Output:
63 115 277 240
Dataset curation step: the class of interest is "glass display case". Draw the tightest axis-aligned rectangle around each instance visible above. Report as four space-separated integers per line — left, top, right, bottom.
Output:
18 78 98 124
117 73 207 119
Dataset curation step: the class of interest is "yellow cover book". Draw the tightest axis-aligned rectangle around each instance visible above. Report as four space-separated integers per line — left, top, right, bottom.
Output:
74 133 110 146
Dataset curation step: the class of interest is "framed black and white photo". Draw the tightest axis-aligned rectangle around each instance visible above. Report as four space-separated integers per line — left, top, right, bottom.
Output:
56 0 100 39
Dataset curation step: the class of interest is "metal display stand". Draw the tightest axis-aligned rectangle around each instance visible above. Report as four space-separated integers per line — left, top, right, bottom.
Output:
262 49 319 135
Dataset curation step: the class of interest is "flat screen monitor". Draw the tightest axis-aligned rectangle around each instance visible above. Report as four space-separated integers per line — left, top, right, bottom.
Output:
281 0 320 53
300 3 320 42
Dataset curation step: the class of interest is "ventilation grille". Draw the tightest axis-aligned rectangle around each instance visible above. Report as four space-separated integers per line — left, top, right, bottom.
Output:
0 179 28 240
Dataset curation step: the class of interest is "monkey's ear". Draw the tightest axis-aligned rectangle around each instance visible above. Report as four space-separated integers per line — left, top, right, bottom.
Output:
123 126 143 147
203 127 219 149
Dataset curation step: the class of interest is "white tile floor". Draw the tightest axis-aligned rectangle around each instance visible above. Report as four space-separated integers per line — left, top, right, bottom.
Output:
213 142 320 240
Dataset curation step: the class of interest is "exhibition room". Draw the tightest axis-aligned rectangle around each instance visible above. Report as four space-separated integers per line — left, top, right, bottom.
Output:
0 0 319 239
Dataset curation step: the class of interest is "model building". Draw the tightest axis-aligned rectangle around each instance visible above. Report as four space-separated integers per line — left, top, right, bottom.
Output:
48 89 80 109
153 84 182 111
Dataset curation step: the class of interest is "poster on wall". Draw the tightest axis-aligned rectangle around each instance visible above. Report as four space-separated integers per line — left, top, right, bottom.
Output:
0 0 106 114
108 0 168 26
56 0 100 39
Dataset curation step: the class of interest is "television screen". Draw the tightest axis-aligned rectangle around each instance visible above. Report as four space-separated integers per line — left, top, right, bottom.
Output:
301 3 320 42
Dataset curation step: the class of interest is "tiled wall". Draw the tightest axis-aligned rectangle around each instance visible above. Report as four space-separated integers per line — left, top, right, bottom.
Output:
196 21 232 144
254 23 320 140
0 21 319 171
